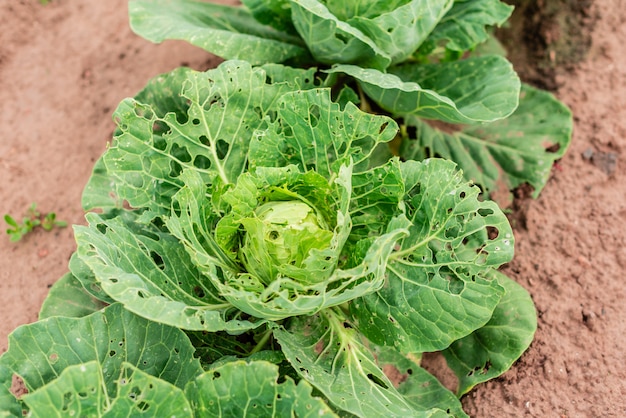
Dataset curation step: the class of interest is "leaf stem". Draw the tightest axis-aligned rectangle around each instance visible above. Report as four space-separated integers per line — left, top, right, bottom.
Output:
249 328 273 356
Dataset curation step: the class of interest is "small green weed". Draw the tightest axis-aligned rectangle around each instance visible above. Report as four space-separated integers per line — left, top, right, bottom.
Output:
4 203 67 242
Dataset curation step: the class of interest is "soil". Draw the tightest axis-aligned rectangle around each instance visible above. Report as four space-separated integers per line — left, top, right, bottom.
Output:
1 0 625 416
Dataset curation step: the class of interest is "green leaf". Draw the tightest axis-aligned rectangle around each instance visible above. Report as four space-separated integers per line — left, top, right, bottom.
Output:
22 362 192 417
372 346 468 417
69 248 116 305
290 0 391 69
401 84 573 198
331 55 520 124
39 272 108 320
74 212 266 333
241 0 297 34
442 270 537 396
186 360 338 417
129 0 308 65
424 0 513 52
351 159 511 352
0 304 202 412
248 88 398 178
348 0 453 65
101 61 318 215
275 311 451 417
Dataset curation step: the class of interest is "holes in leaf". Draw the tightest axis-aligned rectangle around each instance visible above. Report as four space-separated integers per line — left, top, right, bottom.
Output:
136 401 150 412
137 291 146 299
96 223 108 235
61 392 72 411
169 160 183 178
444 226 460 239
408 182 421 198
216 139 229 160
337 141 347 155
467 361 492 376
150 251 165 270
191 118 200 126
172 200 181 217
212 371 221 380
153 134 168 151
133 104 154 120
268 230 279 240
204 94 223 111
545 142 561 153
308 104 320 127
171 143 191 163
109 350 116 357
478 208 494 217
129 386 142 401
193 286 206 298
199 135 210 147
335 32 350 45
367 373 389 389
459 191 466 199
193 155 211 170
282 125 294 137
441 267 464 295
486 226 499 240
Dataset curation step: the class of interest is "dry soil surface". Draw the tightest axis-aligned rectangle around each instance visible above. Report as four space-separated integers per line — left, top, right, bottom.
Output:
1 0 625 416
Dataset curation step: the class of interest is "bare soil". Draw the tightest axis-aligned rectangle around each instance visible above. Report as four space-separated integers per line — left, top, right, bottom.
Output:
1 0 625 416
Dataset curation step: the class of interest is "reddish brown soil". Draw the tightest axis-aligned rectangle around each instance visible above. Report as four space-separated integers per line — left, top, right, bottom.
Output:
1 0 625 416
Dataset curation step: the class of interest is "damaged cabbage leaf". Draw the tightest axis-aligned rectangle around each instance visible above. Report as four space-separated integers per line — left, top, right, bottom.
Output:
400 84 573 198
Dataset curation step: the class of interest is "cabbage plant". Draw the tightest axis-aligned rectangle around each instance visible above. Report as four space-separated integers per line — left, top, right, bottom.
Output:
128 0 573 198
0 62 536 417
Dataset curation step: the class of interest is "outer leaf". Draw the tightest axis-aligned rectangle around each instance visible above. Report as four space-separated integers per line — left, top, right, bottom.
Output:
424 0 513 52
442 270 537 396
274 311 451 418
331 55 520 123
22 362 192 417
351 159 512 352
39 272 108 320
102 61 317 215
186 360 338 417
373 346 468 418
0 304 202 411
129 0 308 65
401 84 573 198
248 88 398 178
74 212 265 333
348 0 453 65
290 0 391 69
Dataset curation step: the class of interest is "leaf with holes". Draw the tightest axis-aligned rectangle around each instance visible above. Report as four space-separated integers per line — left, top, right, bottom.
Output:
74 211 266 333
99 61 319 215
186 360 338 417
442 270 537 396
400 84 573 198
350 159 511 353
22 361 192 417
0 304 202 415
274 310 452 417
